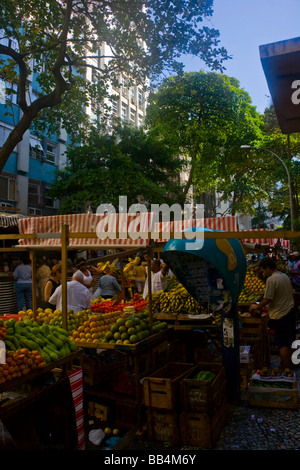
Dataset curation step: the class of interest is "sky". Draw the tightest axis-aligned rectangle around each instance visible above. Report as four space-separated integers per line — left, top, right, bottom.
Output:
182 0 300 114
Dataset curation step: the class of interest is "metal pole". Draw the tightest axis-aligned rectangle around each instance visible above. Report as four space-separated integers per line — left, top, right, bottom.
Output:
241 145 295 231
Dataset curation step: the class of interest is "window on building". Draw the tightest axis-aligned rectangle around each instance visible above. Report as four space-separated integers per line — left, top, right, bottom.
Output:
28 181 41 207
44 186 55 208
130 87 135 103
28 207 42 216
138 89 143 107
45 142 56 163
0 124 15 148
5 81 18 104
0 174 16 201
130 110 136 127
29 137 45 160
121 103 128 121
0 29 18 51
111 99 118 115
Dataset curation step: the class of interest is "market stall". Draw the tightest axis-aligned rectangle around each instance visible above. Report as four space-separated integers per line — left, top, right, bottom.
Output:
0 215 299 448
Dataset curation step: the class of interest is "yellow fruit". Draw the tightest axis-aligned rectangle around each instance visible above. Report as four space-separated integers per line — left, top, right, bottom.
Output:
104 427 112 435
113 429 119 436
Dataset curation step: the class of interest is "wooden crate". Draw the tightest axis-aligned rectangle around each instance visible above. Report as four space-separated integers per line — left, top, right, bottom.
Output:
152 339 170 370
114 400 139 429
143 363 194 410
179 398 228 449
87 401 110 420
248 376 299 409
180 363 226 413
240 317 270 369
146 408 180 444
83 351 125 386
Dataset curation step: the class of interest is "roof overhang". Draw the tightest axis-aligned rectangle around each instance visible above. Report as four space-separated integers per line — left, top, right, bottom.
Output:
259 36 300 134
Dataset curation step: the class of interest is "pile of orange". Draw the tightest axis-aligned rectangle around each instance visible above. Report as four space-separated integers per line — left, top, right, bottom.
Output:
70 311 125 344
0 348 46 384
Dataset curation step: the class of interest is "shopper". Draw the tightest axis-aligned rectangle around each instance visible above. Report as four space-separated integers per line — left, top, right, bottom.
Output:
12 255 33 312
75 263 101 293
48 270 91 314
143 259 169 298
36 258 51 300
132 260 146 294
289 251 300 291
249 257 296 370
44 264 62 307
94 266 122 299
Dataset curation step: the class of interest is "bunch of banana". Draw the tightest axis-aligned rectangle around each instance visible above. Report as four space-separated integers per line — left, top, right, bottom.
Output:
97 261 120 277
123 256 140 274
150 284 206 315
212 312 222 326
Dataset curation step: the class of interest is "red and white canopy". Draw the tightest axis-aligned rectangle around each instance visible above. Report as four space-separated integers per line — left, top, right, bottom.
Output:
241 228 290 249
18 213 152 248
17 214 290 250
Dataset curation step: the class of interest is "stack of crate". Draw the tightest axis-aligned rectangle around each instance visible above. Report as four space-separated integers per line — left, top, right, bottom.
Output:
143 363 194 444
179 363 228 449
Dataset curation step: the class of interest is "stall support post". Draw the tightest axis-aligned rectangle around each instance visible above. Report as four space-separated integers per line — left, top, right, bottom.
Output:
119 258 125 298
221 301 240 403
147 246 154 334
61 224 69 330
30 250 37 319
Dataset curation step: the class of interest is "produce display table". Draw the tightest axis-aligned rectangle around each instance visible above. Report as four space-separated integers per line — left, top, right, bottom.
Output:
0 351 83 449
155 313 216 330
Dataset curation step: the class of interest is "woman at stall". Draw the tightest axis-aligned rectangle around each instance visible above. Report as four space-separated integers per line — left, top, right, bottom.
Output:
44 264 62 308
75 263 102 294
94 266 122 299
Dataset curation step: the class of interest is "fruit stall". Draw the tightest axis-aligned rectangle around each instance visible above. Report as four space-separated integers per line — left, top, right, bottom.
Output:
0 214 298 449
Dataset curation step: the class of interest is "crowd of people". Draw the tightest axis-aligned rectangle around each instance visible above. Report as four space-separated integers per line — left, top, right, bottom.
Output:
0 254 172 315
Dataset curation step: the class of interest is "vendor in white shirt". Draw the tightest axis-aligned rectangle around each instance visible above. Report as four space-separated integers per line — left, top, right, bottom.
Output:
48 270 91 313
143 259 169 298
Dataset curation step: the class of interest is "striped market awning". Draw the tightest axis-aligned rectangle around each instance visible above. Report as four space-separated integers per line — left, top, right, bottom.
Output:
17 213 291 250
241 228 290 249
0 212 26 229
18 213 153 248
17 214 239 248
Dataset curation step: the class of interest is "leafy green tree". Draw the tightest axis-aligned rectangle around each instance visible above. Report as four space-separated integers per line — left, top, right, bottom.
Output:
48 124 184 213
0 0 229 172
145 71 263 211
243 105 300 229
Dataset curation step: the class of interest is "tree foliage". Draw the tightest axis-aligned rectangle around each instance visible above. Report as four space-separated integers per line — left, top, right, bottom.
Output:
0 0 229 171
145 71 264 213
49 124 184 213
248 105 300 229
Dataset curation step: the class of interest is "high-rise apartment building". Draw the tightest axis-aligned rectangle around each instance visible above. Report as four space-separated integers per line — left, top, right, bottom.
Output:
0 35 148 218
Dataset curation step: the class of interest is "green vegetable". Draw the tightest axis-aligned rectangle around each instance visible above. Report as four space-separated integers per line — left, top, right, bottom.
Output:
47 333 64 349
43 346 59 362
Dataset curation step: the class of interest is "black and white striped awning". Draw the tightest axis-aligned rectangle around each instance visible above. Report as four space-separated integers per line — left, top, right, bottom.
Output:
0 212 26 229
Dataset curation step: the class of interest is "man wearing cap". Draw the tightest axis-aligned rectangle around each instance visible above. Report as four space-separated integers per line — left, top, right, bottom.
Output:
290 252 300 291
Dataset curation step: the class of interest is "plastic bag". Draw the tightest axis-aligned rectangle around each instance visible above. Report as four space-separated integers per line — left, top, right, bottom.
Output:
88 428 105 446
